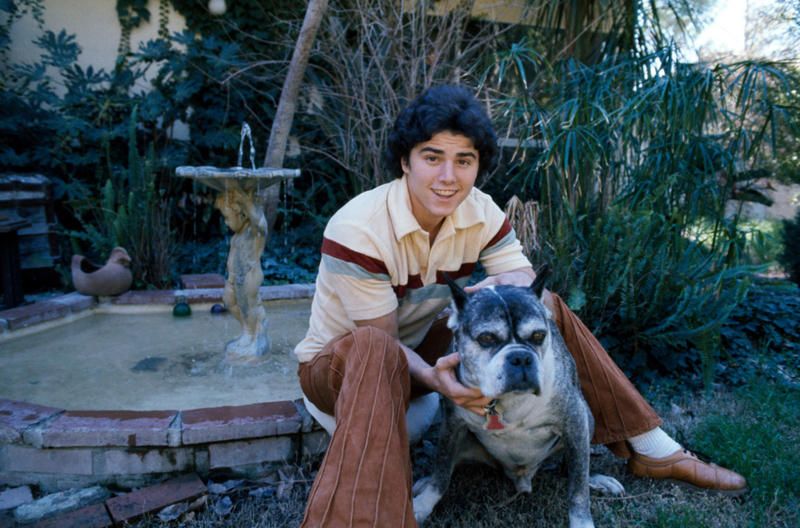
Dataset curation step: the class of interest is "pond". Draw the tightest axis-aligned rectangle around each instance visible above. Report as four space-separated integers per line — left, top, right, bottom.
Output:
0 299 311 411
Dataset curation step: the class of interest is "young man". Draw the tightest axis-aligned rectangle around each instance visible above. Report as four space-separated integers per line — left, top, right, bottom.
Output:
294 85 746 527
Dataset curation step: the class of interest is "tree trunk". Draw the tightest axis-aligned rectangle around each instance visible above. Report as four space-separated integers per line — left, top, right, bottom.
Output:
260 0 329 233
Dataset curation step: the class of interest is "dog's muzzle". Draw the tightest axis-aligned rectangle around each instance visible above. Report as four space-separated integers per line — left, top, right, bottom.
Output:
501 345 540 395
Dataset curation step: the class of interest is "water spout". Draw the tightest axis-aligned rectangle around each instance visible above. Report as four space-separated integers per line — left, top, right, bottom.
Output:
238 122 257 170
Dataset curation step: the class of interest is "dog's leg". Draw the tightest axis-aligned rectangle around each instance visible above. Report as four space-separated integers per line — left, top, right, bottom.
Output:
560 399 597 528
413 406 490 524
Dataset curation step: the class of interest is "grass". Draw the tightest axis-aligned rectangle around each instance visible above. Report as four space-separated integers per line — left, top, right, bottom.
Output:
129 378 800 528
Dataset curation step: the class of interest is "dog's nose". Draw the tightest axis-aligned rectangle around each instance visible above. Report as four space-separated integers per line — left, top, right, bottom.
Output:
504 349 540 394
507 350 533 368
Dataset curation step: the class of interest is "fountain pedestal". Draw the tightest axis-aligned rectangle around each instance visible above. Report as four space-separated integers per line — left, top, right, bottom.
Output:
176 166 300 365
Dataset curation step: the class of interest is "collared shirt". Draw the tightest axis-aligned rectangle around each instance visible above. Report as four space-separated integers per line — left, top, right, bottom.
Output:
293 175 531 363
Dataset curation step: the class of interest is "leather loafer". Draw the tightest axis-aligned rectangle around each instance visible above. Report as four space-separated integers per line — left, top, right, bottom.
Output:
628 448 747 497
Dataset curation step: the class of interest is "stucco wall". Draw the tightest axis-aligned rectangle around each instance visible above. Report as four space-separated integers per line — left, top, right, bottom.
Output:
727 182 800 221
6 0 186 92
5 0 190 137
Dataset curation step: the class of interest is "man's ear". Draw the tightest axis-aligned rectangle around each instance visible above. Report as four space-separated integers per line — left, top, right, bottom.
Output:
401 155 410 175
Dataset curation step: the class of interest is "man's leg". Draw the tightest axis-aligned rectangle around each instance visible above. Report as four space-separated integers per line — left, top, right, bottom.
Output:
298 327 417 528
550 293 661 457
550 293 746 495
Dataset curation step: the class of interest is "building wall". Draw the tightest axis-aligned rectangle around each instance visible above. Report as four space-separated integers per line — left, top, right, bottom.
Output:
6 0 187 92
727 182 800 222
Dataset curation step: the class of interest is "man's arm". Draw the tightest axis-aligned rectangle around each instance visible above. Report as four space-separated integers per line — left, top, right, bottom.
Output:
353 311 492 415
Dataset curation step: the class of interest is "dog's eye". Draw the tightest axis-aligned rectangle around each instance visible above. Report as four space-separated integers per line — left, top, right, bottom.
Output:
477 334 496 346
531 332 546 344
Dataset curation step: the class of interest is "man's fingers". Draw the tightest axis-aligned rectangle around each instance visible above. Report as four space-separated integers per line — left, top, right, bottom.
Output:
463 278 491 293
435 353 461 369
452 394 493 416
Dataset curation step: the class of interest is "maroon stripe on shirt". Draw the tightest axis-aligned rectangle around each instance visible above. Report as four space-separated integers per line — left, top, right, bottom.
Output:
435 262 476 284
321 237 389 275
323 237 477 300
394 263 476 300
481 218 513 253
393 284 407 299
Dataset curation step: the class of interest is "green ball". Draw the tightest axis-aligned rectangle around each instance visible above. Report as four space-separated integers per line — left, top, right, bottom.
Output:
173 302 192 317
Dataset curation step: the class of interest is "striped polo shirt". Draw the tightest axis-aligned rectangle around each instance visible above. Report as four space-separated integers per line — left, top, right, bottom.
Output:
293 174 531 363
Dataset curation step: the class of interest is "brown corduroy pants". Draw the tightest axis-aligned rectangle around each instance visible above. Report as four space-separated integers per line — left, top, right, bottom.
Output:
297 294 661 527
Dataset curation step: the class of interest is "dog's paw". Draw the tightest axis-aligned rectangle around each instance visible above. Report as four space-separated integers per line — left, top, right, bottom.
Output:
589 473 625 495
412 476 431 496
412 480 442 524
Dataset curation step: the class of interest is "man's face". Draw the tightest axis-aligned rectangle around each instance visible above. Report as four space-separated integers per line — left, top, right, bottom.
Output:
401 130 479 235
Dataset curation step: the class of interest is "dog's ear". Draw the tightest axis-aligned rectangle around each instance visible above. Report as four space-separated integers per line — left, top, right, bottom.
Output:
443 272 468 312
530 264 549 299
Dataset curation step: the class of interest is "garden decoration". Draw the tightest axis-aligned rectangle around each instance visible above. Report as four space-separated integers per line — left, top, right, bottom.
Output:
71 247 133 297
176 124 300 365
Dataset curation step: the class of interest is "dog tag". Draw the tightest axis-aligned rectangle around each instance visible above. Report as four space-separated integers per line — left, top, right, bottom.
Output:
484 401 506 431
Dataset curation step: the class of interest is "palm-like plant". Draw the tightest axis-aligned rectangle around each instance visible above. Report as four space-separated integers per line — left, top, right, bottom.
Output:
489 42 798 389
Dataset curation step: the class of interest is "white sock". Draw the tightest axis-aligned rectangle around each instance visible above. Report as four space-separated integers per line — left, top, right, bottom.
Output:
628 427 682 459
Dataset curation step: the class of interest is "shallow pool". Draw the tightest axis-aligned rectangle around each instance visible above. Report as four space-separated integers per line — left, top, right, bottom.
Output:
0 299 311 411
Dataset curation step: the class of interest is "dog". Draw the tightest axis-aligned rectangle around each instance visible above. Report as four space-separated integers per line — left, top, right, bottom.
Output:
412 266 624 527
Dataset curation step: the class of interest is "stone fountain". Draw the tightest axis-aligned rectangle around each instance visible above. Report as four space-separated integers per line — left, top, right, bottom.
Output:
176 124 300 365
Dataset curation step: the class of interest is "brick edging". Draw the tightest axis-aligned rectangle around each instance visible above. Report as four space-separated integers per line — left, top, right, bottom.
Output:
0 397 329 493
0 282 316 334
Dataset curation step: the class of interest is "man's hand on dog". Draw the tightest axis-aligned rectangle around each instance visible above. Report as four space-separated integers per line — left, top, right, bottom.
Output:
464 268 536 292
354 311 492 415
428 353 492 415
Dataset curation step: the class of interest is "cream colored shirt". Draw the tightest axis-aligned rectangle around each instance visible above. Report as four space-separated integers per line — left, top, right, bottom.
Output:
293 175 531 363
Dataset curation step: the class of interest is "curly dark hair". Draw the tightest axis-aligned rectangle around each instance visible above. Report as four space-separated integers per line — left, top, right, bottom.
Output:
384 85 499 179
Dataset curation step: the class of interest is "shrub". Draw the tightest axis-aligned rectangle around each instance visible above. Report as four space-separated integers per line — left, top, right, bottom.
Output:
67 110 174 289
779 207 800 285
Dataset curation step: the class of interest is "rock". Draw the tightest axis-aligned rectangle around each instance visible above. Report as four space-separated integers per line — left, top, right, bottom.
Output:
248 487 276 499
206 483 227 495
14 486 111 524
0 487 33 511
157 502 188 521
211 496 233 516
221 479 245 490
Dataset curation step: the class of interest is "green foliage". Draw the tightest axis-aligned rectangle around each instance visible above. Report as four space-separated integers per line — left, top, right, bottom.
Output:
0 23 187 207
690 379 800 522
261 227 320 285
540 199 752 389
490 45 800 389
169 223 321 287
778 207 800 284
67 110 174 289
1 0 340 247
720 279 800 388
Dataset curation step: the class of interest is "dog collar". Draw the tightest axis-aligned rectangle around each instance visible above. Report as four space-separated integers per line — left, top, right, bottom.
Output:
483 399 506 431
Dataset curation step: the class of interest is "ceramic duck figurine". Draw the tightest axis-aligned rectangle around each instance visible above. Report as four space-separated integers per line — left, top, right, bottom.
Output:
71 247 133 296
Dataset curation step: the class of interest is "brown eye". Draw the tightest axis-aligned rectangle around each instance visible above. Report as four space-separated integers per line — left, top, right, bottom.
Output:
478 334 495 346
532 332 546 343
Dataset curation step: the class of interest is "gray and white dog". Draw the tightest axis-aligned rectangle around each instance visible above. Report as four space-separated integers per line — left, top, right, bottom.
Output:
413 266 624 528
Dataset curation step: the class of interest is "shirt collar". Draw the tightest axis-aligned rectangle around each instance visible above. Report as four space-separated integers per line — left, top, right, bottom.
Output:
387 175 486 242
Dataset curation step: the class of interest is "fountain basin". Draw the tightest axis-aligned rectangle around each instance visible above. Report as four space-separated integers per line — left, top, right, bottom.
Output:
0 282 329 492
175 166 300 193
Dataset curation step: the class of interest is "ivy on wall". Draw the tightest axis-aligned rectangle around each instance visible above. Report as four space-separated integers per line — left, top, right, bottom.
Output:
116 0 150 57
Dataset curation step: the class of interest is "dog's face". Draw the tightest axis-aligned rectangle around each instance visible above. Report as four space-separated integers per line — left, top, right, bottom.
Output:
445 268 552 399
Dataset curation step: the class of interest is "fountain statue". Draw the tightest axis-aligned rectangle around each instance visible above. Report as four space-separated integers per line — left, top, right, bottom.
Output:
176 124 300 365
